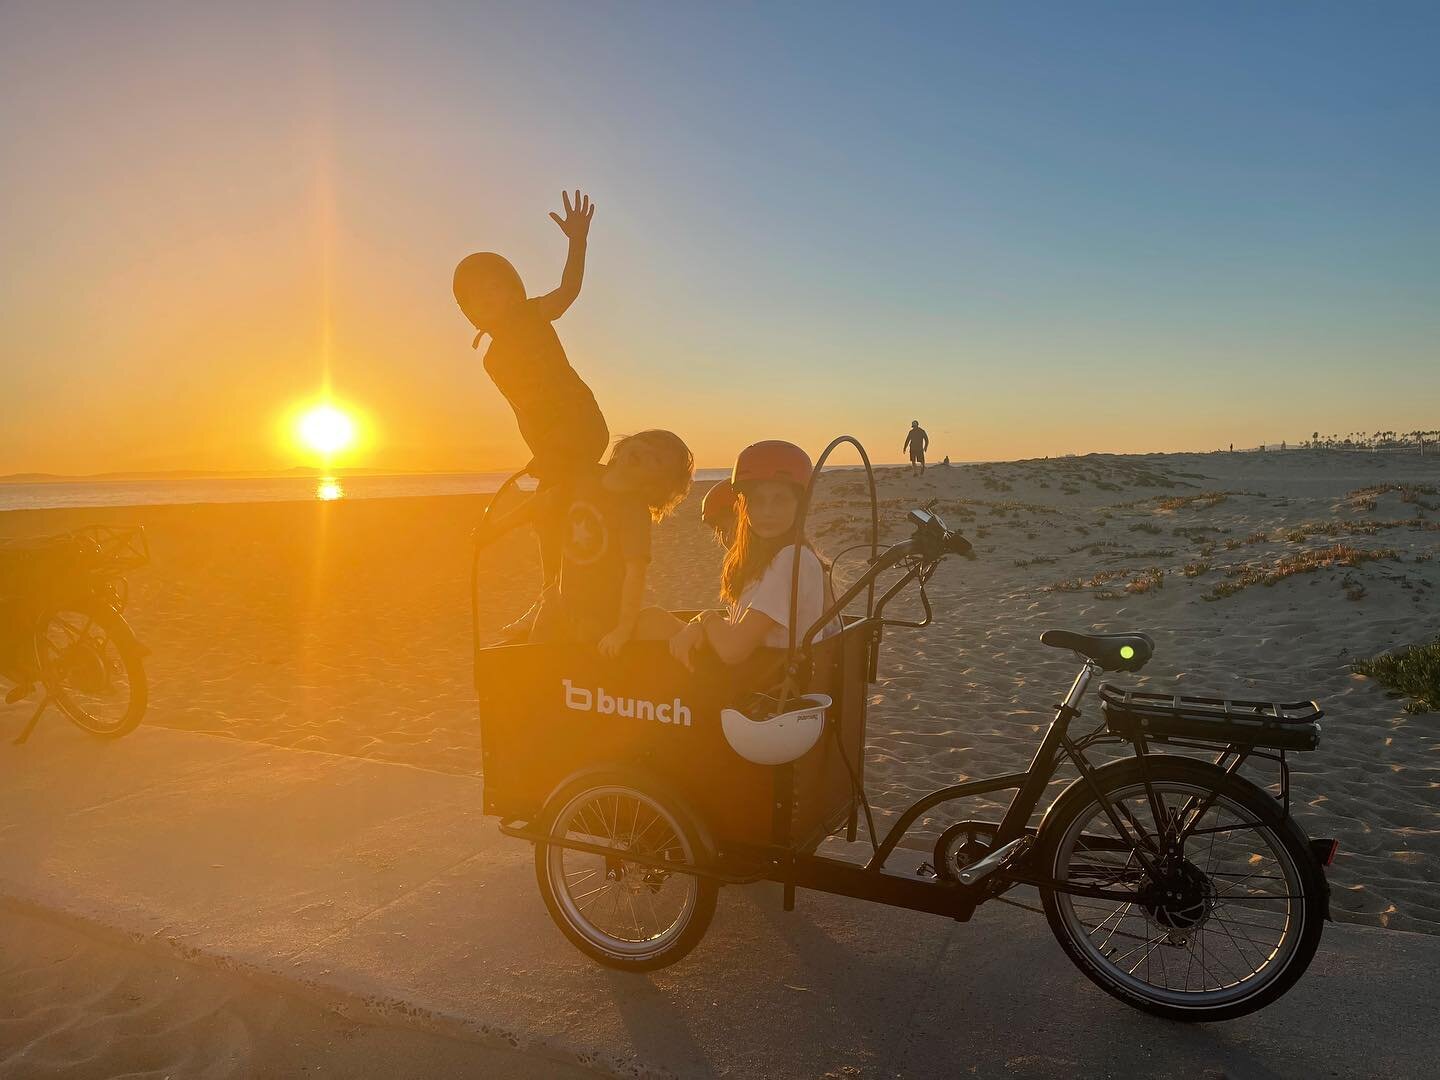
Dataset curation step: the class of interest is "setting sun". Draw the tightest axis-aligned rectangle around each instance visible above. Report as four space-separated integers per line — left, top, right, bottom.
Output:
297 404 356 457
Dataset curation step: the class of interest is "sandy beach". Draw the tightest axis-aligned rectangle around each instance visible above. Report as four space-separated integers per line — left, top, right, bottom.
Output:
2 449 1437 939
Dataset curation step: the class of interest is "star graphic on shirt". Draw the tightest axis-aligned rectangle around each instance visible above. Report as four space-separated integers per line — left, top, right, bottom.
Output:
564 500 608 565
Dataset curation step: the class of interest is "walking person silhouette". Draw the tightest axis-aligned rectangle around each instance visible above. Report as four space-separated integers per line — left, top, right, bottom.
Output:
904 420 929 477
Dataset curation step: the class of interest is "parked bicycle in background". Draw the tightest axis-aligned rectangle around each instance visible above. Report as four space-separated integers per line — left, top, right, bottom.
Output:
0 525 150 743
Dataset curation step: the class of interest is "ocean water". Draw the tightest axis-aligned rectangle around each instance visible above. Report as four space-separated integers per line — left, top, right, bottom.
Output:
0 469 737 513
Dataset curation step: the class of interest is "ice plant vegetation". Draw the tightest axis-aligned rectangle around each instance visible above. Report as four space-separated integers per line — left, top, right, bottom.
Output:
1353 639 1440 713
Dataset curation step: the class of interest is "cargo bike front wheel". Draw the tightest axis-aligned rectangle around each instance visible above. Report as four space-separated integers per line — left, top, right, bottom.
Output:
535 774 719 972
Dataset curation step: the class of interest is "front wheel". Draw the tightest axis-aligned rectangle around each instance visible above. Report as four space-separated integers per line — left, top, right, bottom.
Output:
1037 756 1325 1022
535 773 718 972
34 602 148 738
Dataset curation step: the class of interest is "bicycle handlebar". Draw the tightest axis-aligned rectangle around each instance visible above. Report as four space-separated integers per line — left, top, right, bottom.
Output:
904 507 974 564
944 530 974 557
799 506 975 651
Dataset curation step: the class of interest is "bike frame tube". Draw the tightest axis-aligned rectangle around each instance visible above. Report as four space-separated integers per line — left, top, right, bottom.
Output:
866 772 1030 870
993 661 1098 842
863 662 1100 869
470 468 529 686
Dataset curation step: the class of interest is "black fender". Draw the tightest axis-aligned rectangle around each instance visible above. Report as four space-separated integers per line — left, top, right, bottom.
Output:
31 594 148 658
82 597 150 657
99 604 148 656
1033 754 1332 920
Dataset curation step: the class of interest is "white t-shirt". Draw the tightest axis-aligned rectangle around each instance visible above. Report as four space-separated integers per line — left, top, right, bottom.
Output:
727 545 842 649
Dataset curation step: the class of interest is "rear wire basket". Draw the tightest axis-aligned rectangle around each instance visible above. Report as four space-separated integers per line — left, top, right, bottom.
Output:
1099 684 1322 752
68 525 150 573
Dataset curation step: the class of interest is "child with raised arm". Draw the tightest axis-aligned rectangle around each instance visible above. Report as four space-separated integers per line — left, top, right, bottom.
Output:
454 189 607 636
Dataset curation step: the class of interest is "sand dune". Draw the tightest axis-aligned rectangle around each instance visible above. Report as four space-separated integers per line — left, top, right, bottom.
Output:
2 449 1437 934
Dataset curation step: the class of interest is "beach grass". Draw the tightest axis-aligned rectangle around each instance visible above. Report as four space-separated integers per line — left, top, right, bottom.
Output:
1203 543 1398 600
1124 567 1165 594
1353 639 1440 713
1156 491 1229 511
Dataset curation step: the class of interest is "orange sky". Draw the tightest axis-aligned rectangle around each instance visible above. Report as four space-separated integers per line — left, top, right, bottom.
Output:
2 6 1435 476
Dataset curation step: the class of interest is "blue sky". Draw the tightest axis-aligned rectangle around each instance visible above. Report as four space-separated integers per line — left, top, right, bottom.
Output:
1 2 1435 471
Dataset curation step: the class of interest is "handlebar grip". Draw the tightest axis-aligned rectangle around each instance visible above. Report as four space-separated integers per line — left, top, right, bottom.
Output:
945 531 974 557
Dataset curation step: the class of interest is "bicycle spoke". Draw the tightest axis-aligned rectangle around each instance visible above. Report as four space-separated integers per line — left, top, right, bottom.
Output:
1207 872 1287 880
1210 913 1266 973
1110 928 1169 968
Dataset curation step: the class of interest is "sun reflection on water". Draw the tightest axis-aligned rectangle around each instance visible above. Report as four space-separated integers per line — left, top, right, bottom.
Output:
316 478 344 501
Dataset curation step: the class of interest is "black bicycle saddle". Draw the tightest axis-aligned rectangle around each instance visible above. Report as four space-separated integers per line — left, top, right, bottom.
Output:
1040 630 1155 673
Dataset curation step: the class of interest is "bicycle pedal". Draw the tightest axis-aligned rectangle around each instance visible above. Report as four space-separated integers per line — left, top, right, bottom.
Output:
916 861 938 880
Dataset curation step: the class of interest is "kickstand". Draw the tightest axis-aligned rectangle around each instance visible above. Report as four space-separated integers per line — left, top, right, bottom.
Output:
14 695 49 745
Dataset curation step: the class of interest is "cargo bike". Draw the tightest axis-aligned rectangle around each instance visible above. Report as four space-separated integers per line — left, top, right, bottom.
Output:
472 438 1338 1021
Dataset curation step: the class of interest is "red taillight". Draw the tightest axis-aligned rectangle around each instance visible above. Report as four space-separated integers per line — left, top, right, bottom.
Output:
1310 838 1339 866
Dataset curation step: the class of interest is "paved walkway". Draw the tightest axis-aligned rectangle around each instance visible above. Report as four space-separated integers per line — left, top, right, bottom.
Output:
1 723 1435 1079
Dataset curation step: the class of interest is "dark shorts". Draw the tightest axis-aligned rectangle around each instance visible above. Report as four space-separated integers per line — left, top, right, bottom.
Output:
525 411 610 488
910 450 925 464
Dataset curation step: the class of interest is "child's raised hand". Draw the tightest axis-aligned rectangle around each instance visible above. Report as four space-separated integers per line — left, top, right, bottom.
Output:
549 189 595 241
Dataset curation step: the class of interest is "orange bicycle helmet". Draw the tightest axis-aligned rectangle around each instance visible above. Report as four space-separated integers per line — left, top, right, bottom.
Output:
701 477 737 527
731 441 813 491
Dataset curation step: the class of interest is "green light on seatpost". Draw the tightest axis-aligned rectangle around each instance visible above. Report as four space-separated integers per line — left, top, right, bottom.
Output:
1119 645 1136 660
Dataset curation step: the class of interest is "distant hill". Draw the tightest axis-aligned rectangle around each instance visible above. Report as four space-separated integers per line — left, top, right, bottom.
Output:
0 467 429 484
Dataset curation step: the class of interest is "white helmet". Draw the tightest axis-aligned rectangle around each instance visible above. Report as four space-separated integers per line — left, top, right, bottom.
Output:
720 694 831 765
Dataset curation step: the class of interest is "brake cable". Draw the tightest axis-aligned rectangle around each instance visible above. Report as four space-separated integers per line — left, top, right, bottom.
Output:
825 542 885 611
828 551 942 858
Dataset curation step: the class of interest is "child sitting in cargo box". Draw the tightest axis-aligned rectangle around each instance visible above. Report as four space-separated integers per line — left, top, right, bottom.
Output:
479 430 693 657
664 441 840 670
700 477 737 547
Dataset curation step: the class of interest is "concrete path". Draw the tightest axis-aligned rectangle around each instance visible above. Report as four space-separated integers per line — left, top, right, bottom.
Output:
1 723 1435 1079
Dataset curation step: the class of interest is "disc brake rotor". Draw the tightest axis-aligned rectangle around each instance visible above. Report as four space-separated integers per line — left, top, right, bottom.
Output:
1141 860 1215 933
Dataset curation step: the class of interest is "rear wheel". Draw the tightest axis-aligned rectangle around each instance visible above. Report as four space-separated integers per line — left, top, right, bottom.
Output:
1037 757 1324 1021
34 603 147 737
535 774 718 971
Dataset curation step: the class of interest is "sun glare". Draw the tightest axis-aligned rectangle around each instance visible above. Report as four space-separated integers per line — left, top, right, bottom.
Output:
297 404 356 456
